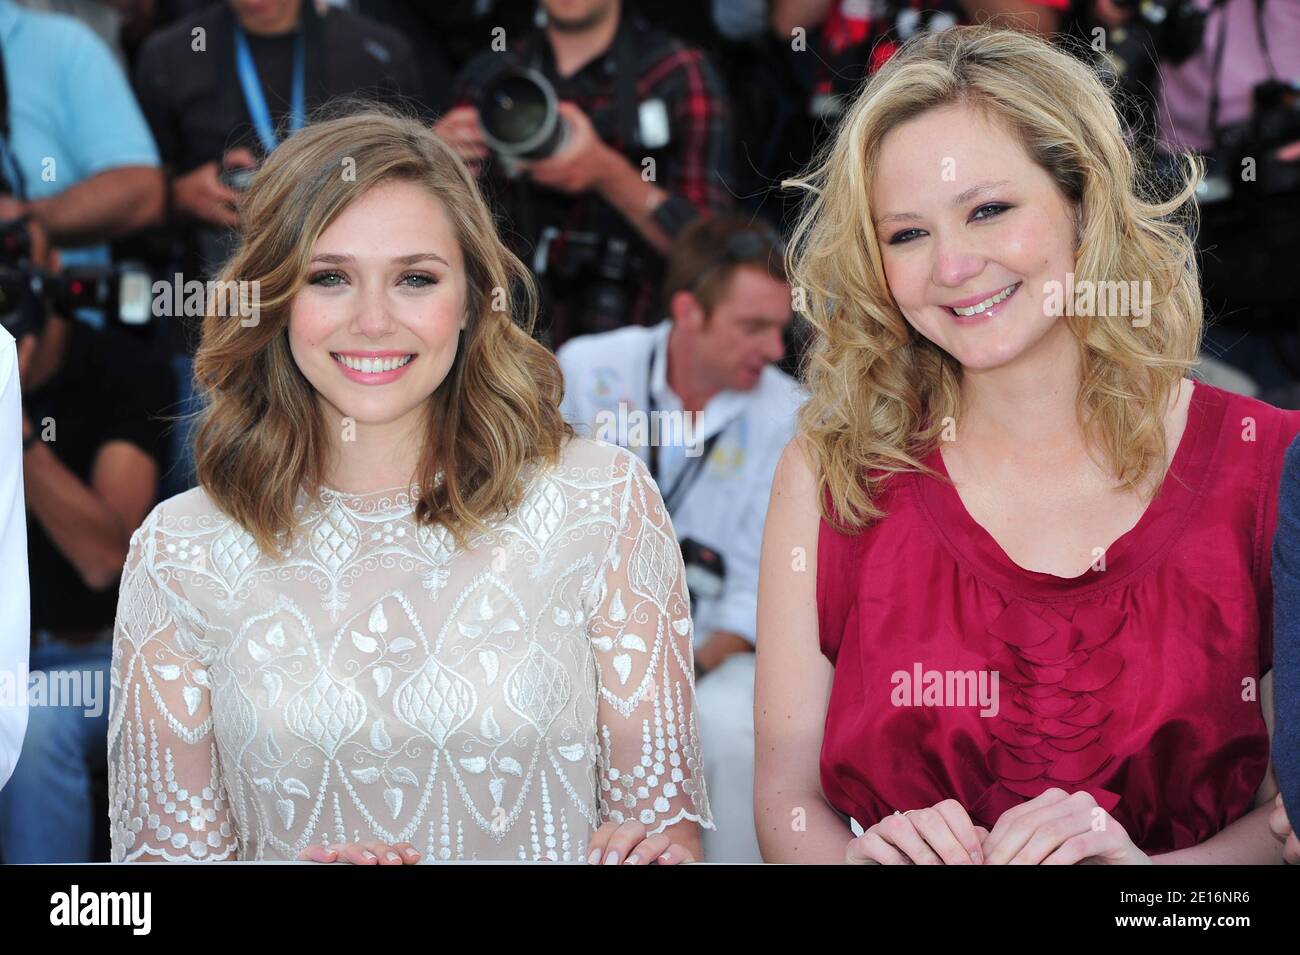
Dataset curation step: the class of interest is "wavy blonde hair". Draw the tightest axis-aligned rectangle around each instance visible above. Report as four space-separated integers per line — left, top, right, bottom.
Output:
192 102 573 556
784 26 1204 532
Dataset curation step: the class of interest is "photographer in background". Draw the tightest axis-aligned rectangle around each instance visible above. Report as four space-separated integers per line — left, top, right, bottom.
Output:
557 217 804 861
0 0 164 326
0 217 173 862
132 0 425 498
435 0 734 349
1129 0 1300 403
0 0 160 810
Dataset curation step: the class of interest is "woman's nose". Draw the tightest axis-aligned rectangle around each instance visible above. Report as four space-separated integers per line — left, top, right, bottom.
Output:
930 234 985 290
350 284 399 336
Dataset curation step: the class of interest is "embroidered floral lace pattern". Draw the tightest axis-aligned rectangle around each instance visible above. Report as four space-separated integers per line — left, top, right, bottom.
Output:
108 437 712 862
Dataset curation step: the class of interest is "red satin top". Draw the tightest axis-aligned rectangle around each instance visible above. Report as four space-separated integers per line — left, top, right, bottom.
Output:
817 382 1300 854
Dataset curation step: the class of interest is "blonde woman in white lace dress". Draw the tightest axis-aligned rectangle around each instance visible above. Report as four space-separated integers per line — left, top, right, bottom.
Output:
108 107 712 864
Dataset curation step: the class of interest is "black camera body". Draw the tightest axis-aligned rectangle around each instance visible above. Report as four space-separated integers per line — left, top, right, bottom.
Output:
681 537 725 603
0 218 153 340
1201 79 1300 204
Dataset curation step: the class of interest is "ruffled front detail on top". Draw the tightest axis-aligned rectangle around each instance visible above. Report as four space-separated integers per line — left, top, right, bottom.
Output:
967 599 1126 824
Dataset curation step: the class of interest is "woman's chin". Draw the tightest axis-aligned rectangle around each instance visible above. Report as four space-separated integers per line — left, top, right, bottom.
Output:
942 339 1034 372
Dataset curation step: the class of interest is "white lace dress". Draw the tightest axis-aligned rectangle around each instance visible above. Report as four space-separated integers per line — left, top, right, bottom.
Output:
108 437 712 862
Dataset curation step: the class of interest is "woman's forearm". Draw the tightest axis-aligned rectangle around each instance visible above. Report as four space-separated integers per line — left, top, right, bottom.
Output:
755 785 854 863
1150 803 1285 864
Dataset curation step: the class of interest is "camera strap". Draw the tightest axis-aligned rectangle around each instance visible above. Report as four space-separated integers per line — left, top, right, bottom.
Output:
645 342 722 514
1206 0 1231 139
1207 0 1277 141
1252 0 1278 81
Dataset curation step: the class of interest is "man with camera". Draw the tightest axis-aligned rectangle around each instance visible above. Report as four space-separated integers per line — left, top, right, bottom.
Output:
557 216 804 861
1099 0 1300 401
0 208 174 860
434 0 735 349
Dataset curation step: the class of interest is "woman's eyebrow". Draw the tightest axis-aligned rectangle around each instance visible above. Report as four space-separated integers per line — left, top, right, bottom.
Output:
309 252 450 266
874 179 1013 226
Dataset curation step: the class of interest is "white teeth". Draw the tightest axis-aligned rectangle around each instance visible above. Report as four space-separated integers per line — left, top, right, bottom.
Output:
332 353 414 373
950 283 1018 316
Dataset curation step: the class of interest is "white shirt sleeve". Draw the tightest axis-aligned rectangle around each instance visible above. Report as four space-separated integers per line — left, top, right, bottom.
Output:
555 341 590 435
0 331 31 792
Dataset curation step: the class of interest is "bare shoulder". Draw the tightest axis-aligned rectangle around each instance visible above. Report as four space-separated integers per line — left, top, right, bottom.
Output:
771 435 821 512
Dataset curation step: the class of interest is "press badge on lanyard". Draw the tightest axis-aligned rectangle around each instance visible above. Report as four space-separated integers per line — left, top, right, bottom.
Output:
234 24 307 154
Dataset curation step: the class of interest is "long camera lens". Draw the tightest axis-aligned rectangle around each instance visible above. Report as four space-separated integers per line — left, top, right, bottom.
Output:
478 65 566 160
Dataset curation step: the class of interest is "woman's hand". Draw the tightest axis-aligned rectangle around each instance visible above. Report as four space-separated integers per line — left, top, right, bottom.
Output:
586 820 695 865
982 788 1149 865
1268 793 1300 864
846 799 988 864
297 841 422 865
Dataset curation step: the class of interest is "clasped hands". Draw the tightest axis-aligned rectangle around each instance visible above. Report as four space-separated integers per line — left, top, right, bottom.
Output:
847 788 1150 865
295 819 691 865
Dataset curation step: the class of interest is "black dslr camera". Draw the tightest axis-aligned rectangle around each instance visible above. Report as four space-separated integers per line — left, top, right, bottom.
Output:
0 217 153 340
1201 79 1300 204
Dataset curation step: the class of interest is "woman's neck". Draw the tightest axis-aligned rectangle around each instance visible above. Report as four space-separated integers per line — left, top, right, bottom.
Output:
953 323 1086 461
665 324 718 415
319 402 425 494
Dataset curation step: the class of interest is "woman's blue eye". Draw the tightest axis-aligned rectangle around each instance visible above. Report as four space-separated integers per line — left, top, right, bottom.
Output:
887 203 1011 244
400 272 436 287
309 270 345 286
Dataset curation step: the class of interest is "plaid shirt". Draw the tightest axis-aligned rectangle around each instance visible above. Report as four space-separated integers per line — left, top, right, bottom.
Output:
451 14 733 348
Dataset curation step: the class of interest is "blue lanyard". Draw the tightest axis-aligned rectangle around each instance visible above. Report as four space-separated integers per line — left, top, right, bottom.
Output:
234 25 305 154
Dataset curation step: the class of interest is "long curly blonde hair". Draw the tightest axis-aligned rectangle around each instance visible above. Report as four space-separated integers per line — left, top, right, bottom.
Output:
784 25 1203 532
192 102 573 556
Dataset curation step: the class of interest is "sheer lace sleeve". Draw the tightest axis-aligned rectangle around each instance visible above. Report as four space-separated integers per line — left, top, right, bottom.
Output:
108 509 239 861
587 448 713 835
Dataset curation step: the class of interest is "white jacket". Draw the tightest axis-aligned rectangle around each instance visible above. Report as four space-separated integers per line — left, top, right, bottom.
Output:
558 320 804 646
0 326 31 791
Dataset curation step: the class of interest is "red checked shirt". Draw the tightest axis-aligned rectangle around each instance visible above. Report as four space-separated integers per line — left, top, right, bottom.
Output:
450 14 734 348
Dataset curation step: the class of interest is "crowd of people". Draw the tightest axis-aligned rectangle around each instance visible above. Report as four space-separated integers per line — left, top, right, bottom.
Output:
0 0 1297 865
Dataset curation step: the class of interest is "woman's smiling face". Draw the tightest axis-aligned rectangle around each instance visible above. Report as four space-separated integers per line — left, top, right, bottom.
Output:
288 179 468 429
870 102 1080 371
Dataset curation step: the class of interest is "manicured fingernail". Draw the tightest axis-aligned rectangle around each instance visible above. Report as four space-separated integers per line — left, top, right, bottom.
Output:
361 850 377 861
385 851 400 863
404 848 420 859
587 848 601 865
626 854 640 866
661 850 671 862
603 850 620 865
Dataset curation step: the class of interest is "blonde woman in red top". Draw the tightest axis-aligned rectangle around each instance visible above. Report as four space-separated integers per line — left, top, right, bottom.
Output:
755 26 1299 864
